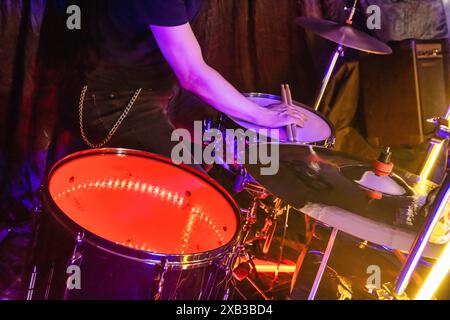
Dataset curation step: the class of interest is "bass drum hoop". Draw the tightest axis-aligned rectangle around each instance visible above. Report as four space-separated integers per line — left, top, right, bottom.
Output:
41 148 243 270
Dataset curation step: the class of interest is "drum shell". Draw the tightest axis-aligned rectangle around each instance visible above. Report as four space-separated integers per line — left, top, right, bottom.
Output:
28 149 242 300
28 190 233 300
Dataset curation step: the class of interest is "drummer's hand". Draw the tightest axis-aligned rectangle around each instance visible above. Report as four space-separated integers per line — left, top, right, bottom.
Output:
263 102 308 128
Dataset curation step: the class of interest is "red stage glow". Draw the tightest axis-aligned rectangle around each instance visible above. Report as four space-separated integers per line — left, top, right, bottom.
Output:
48 151 238 255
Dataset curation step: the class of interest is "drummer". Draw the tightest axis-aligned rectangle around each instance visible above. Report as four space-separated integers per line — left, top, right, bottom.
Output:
71 0 307 160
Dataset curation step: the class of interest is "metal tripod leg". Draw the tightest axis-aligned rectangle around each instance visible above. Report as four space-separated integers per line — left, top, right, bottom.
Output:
313 46 344 111
308 227 339 300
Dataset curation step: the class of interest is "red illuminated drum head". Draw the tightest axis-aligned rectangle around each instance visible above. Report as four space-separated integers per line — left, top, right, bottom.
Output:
48 149 239 255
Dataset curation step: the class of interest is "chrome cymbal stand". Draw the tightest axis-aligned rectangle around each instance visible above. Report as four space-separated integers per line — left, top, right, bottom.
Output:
304 1 358 300
392 119 450 298
312 0 359 111
226 168 271 300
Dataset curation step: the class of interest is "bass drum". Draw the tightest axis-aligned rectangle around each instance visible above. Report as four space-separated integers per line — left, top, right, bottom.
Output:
29 149 242 300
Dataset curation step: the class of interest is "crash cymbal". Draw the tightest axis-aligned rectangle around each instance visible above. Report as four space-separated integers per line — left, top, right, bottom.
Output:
296 17 392 55
245 144 444 258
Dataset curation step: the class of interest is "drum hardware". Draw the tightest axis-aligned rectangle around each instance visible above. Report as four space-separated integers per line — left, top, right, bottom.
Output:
246 143 442 257
69 231 85 266
228 192 265 296
246 276 271 301
32 149 242 300
245 143 448 299
419 109 450 182
230 242 269 300
243 182 269 199
26 205 44 301
258 198 285 255
27 266 38 300
229 164 269 197
63 231 85 299
231 248 272 300
202 116 213 135
233 166 248 193
296 0 392 111
153 257 168 300
372 282 409 300
392 249 423 287
229 183 290 300
222 245 240 300
270 205 292 288
235 171 293 281
373 147 394 177
426 116 450 177
232 255 272 301
296 2 392 55
230 165 275 249
229 93 335 146
428 117 450 142
312 45 344 112
307 227 339 300
394 173 450 296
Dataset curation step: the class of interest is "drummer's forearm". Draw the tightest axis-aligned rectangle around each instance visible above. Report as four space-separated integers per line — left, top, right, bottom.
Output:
150 23 264 124
180 64 263 123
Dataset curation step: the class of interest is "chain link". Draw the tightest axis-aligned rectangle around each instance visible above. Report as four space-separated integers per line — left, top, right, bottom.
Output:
79 86 142 148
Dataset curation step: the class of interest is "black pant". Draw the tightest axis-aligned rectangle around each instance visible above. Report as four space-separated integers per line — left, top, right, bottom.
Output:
79 86 219 169
81 86 180 159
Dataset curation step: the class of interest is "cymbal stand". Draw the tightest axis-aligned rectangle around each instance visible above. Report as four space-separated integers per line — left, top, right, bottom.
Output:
306 3 359 297
392 119 450 297
270 204 292 288
229 172 271 299
256 197 284 254
312 0 359 111
420 114 450 181
308 227 339 300
313 46 344 111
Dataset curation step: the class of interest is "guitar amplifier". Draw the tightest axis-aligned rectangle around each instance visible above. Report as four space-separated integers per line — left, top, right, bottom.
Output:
361 40 450 146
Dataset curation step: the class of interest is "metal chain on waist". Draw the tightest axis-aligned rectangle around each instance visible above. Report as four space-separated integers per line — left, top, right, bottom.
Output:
79 85 142 148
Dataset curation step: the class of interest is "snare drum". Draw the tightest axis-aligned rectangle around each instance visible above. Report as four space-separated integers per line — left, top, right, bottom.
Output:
211 93 334 191
230 93 335 147
29 149 242 300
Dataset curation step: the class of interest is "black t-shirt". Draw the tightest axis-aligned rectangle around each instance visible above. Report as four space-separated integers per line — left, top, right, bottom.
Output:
83 0 203 91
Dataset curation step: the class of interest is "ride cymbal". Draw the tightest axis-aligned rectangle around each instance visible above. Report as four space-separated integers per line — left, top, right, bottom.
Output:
296 17 392 55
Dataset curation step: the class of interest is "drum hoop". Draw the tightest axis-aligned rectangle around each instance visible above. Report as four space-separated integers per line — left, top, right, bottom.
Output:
244 92 336 147
42 148 243 268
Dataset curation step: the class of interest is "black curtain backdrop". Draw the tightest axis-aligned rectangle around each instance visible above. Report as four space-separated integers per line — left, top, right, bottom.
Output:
0 0 447 299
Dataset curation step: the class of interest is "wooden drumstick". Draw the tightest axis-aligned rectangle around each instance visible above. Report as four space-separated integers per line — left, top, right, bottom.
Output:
281 84 295 142
285 84 299 142
281 84 294 142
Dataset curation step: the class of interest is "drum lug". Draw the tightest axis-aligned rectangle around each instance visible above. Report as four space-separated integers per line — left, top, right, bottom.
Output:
69 231 85 266
326 137 336 148
153 258 168 300
26 266 38 300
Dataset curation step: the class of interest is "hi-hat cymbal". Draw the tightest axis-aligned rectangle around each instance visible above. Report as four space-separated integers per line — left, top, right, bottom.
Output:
245 144 444 258
296 17 392 55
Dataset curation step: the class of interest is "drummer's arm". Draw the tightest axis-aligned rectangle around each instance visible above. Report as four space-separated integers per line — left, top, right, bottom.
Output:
150 23 303 128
